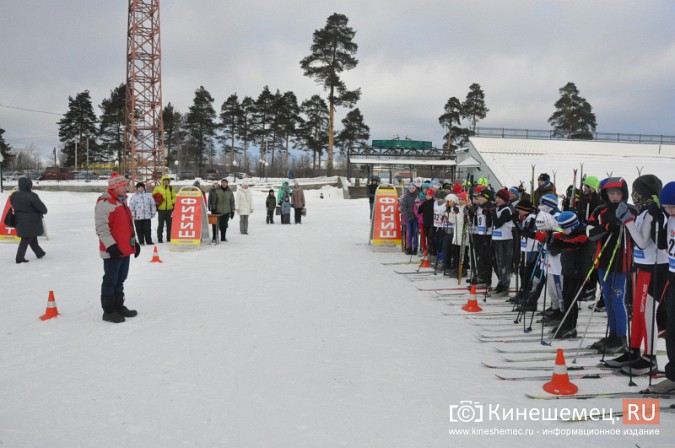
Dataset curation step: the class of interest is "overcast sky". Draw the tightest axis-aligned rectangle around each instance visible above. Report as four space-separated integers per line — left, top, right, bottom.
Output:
1 0 674 160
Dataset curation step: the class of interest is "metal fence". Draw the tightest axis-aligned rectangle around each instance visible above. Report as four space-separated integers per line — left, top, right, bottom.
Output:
475 127 675 145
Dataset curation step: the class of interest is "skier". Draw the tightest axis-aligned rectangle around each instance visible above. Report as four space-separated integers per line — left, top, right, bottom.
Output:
401 184 419 255
605 175 667 375
532 173 556 209
513 200 539 304
490 188 514 297
586 177 638 353
472 188 495 289
548 211 594 338
642 182 675 392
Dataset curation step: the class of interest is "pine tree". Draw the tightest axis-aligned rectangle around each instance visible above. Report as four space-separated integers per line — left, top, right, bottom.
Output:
335 108 370 156
163 103 185 170
298 95 329 173
0 128 14 169
548 82 597 140
438 97 463 155
98 83 126 165
461 83 489 133
252 86 278 163
237 96 256 172
219 94 242 165
57 90 99 168
274 91 302 176
300 13 361 175
184 86 217 170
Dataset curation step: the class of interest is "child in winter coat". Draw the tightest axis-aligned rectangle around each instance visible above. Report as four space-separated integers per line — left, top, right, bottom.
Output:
266 189 276 224
128 182 156 245
280 195 292 224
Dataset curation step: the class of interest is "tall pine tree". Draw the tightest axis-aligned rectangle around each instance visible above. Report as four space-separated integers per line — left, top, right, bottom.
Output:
98 83 126 165
298 95 329 173
219 94 242 165
461 83 489 133
300 13 361 175
163 103 186 169
335 108 370 155
184 86 217 169
57 90 99 168
548 82 597 140
438 96 463 155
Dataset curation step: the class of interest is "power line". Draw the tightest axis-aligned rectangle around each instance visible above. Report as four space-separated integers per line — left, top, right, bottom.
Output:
0 103 63 116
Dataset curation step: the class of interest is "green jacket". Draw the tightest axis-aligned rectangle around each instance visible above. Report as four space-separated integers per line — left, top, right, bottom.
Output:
277 182 292 205
214 186 235 214
151 175 177 210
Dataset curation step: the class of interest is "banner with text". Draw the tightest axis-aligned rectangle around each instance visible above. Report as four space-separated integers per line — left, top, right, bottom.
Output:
370 185 402 247
170 187 210 249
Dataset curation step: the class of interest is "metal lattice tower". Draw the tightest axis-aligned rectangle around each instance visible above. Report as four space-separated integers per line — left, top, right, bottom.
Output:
124 0 165 182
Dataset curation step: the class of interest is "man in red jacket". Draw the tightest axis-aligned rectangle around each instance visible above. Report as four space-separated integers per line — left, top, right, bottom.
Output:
95 174 141 323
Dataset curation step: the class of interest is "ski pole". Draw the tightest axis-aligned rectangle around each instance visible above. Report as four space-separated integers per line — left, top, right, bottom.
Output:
573 225 624 357
546 234 613 346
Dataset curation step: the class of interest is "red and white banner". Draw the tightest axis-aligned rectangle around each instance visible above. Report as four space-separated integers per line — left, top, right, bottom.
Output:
370 185 402 246
170 187 210 249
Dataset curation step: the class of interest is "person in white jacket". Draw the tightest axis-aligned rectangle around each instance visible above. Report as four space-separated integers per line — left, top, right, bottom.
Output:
128 182 156 245
235 180 254 234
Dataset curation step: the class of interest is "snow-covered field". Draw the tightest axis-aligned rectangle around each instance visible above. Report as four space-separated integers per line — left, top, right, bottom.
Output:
0 186 672 447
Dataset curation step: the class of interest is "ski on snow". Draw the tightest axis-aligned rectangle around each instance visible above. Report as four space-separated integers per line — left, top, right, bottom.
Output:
496 372 614 382
526 391 673 400
481 362 610 371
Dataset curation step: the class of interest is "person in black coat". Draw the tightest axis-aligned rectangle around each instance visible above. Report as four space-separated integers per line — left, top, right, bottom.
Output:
9 177 47 263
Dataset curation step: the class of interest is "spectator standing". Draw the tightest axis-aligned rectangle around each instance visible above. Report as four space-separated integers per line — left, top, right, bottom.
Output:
266 189 276 224
128 182 156 245
213 179 235 241
95 174 140 323
152 174 176 243
291 181 305 224
10 177 47 263
235 180 253 234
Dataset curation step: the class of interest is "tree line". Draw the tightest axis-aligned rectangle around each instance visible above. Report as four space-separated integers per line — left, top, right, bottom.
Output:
1 12 598 176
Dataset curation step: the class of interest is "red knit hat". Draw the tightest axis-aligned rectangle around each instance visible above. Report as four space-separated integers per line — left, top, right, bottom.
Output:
108 173 126 189
452 183 463 194
496 188 510 202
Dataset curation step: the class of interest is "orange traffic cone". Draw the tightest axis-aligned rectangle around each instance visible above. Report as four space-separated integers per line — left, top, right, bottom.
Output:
419 248 431 268
461 283 483 313
543 349 578 395
39 290 60 321
150 246 163 263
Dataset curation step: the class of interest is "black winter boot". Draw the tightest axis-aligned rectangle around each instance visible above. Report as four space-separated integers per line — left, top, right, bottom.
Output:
115 293 138 318
101 295 125 323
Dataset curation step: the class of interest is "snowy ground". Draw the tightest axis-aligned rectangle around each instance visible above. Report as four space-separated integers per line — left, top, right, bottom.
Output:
0 187 672 447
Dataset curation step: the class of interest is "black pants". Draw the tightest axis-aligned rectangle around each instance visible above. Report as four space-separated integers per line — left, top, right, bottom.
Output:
665 273 675 381
492 239 513 291
101 256 130 298
134 219 153 244
157 209 173 242
16 236 45 261
267 210 274 223
562 276 583 328
294 207 302 223
281 214 291 224
219 213 230 240
474 234 492 285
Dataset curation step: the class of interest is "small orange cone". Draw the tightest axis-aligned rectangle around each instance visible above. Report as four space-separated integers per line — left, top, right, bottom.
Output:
461 283 483 312
150 246 163 263
419 248 431 268
39 290 60 321
543 349 578 395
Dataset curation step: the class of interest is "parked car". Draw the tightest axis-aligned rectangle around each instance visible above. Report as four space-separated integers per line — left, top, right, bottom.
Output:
178 171 195 180
73 171 98 180
2 171 24 181
199 169 220 181
41 167 74 180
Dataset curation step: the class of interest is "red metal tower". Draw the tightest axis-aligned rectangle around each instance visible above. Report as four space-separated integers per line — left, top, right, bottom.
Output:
124 0 165 181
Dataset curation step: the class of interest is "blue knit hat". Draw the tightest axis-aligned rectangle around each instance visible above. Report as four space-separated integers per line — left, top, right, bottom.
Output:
659 181 675 206
539 194 558 210
509 186 521 198
556 211 579 230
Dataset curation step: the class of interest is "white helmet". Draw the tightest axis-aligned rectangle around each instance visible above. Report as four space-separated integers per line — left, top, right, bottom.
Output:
445 194 459 205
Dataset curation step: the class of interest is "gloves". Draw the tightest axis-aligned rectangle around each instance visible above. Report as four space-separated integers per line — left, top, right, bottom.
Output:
230 212 235 219
107 244 122 259
134 243 141 258
614 202 632 223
